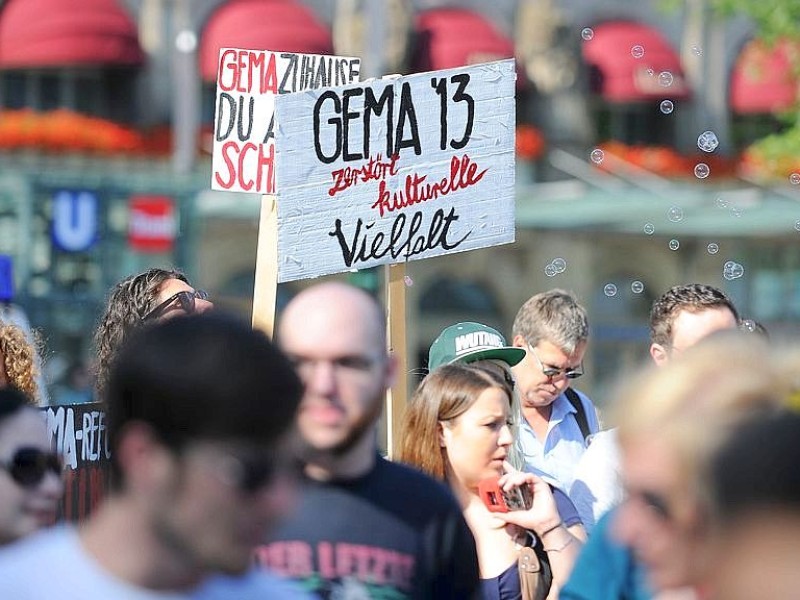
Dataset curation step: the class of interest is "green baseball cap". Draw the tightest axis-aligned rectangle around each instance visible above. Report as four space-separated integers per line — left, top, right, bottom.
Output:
428 322 527 371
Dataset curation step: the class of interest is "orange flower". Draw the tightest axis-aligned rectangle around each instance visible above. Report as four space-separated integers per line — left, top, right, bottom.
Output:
516 124 545 161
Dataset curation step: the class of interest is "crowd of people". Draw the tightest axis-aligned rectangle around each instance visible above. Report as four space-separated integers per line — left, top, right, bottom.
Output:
0 266 795 599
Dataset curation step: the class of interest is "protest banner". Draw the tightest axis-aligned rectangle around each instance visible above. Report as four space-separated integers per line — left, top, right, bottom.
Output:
273 60 516 454
208 48 360 335
272 59 516 282
42 403 111 523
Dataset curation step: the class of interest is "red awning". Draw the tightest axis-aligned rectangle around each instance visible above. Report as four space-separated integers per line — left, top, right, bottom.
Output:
411 8 524 85
582 21 689 102
199 0 333 82
730 39 799 114
0 0 144 68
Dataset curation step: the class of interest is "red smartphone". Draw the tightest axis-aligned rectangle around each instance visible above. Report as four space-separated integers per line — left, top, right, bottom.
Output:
478 477 533 513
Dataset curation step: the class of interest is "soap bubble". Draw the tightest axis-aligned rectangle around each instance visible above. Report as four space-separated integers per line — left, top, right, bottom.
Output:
660 100 674 114
669 239 680 251
603 283 618 297
544 264 557 277
790 173 800 185
741 319 756 332
646 68 655 77
694 163 710 179
658 71 674 87
403 275 414 287
581 27 594 41
707 243 719 254
715 197 729 209
667 206 684 223
723 261 745 280
643 222 655 235
590 148 605 164
730 207 741 218
631 280 645 294
697 130 719 153
795 220 800 232
631 45 645 59
551 257 567 273
692 45 703 56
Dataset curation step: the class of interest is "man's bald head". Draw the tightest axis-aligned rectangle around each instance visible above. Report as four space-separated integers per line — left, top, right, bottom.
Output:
279 282 386 350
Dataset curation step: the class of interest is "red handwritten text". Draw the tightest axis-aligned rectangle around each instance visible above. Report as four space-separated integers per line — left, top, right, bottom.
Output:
328 154 400 197
370 154 487 217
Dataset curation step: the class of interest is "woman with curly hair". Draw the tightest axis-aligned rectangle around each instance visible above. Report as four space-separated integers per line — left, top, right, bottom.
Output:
0 322 41 404
93 268 213 398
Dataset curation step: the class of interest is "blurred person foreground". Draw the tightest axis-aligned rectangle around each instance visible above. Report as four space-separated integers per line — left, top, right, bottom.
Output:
0 313 309 598
707 407 800 600
0 388 63 546
610 332 791 598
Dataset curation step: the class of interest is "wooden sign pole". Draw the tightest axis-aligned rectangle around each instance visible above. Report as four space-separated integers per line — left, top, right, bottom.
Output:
384 262 408 459
251 195 279 338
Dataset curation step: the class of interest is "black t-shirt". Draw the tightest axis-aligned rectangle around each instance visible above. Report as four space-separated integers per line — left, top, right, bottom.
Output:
255 456 480 599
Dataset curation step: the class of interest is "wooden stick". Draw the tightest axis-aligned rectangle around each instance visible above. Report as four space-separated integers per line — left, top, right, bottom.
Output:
384 262 408 459
251 195 279 338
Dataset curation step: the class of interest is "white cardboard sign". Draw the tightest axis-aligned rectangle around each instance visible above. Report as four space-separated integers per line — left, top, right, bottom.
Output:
273 59 517 282
211 48 361 194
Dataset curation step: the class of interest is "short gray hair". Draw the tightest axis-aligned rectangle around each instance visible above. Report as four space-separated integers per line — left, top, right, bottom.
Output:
512 289 589 354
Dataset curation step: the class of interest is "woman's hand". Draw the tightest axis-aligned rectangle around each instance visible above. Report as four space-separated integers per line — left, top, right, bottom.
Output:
492 461 562 536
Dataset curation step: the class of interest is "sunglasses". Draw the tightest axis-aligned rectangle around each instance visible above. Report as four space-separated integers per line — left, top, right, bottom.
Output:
142 289 209 322
0 447 62 488
626 487 672 521
527 344 584 380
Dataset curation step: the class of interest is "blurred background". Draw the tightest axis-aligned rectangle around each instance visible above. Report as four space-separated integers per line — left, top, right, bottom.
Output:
0 0 798 407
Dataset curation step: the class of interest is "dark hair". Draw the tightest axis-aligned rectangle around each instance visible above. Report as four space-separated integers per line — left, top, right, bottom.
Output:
94 268 189 399
0 387 34 423
105 312 302 486
649 283 740 346
711 410 800 522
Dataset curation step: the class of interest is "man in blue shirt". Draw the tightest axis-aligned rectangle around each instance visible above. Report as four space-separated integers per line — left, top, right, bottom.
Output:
510 289 600 494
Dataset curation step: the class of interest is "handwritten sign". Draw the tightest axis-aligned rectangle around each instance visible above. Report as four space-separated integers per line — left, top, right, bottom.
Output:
211 49 361 194
43 403 111 523
272 60 516 282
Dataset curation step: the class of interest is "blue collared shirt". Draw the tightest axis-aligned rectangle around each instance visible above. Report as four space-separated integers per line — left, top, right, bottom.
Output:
517 388 600 493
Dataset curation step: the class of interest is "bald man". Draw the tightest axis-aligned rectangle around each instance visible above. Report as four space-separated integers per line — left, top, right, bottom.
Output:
254 282 479 599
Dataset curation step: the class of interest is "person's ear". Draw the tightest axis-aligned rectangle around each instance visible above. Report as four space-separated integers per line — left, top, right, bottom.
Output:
512 334 526 349
115 422 173 494
650 343 669 366
438 421 449 448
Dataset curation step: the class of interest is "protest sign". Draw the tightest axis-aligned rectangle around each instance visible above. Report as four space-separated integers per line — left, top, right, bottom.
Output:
273 59 516 282
43 403 111 523
211 49 361 195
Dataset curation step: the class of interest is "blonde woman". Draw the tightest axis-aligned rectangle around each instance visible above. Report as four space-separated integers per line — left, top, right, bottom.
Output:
611 332 788 598
0 321 41 404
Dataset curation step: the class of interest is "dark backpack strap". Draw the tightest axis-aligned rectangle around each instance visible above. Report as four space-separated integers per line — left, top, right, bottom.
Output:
565 387 591 444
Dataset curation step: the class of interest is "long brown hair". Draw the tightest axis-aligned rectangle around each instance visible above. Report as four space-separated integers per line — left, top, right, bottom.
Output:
93 268 188 398
398 363 512 480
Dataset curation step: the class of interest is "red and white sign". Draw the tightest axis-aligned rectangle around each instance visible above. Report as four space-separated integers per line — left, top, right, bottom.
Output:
128 196 177 253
